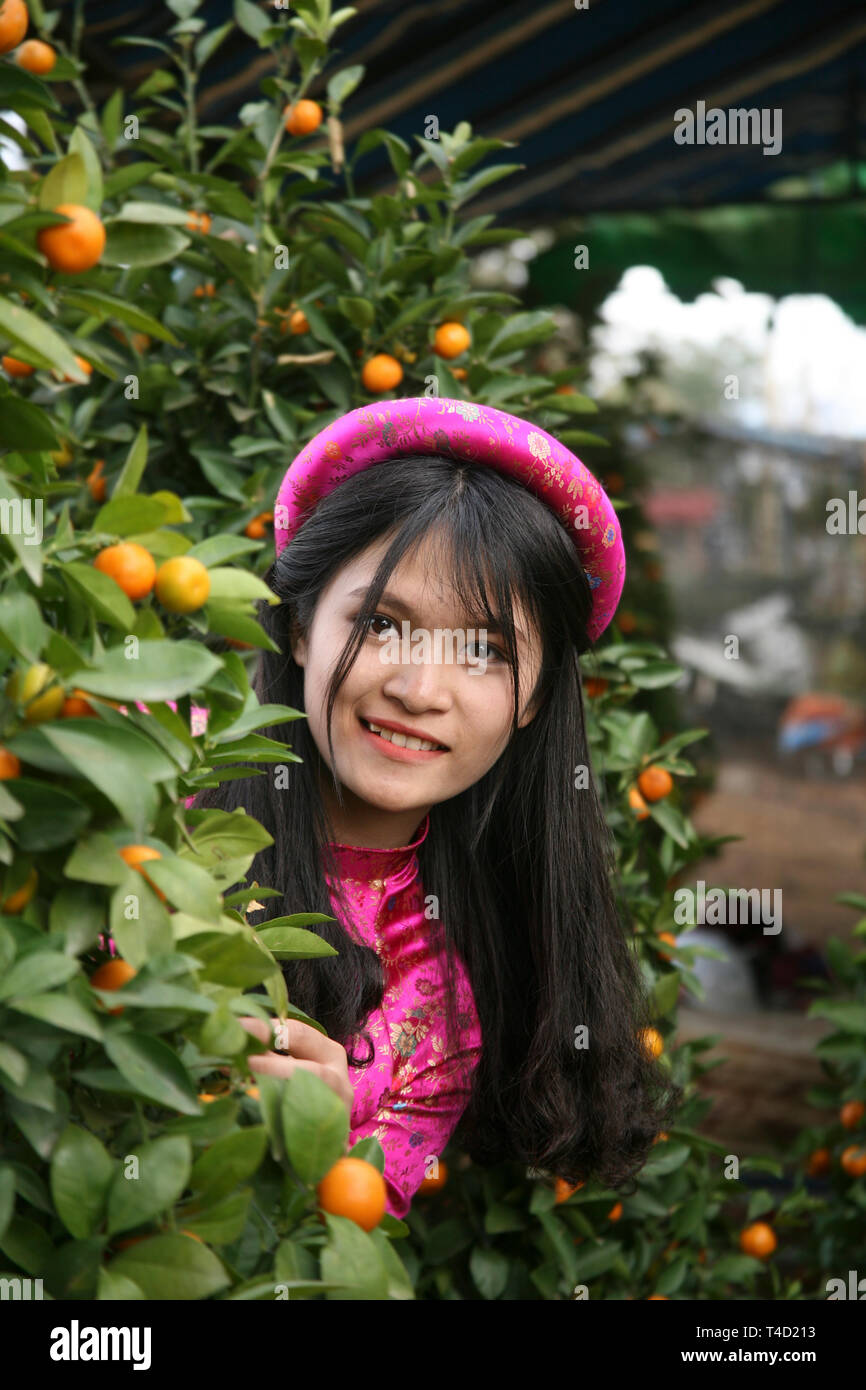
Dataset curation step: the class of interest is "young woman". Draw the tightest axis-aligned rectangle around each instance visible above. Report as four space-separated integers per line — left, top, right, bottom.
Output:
191 396 680 1218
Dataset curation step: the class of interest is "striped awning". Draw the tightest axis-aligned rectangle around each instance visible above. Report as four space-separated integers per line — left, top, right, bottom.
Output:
59 0 866 216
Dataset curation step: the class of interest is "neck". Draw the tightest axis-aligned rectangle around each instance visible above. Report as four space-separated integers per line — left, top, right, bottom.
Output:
318 771 429 849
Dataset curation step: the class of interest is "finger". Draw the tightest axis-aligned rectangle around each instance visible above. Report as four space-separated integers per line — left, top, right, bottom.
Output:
247 1052 297 1079
237 1016 275 1051
271 1018 342 1065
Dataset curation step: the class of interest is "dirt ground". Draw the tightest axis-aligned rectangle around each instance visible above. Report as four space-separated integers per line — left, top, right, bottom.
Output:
688 736 866 948
670 738 866 1153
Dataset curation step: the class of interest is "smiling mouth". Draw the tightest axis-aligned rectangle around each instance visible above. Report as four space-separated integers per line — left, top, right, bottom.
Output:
359 717 448 752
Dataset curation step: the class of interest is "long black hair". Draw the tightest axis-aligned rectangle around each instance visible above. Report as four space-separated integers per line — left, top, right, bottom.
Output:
192 451 680 1189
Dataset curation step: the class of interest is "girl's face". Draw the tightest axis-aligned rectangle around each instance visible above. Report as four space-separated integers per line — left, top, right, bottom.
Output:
291 533 544 848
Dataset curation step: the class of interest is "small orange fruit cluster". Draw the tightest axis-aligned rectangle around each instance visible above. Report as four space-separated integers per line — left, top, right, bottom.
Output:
119 844 166 904
739 1221 777 1259
433 321 471 359
37 204 106 274
186 210 212 235
417 1160 448 1194
244 510 274 539
90 956 137 1016
87 459 106 502
361 354 402 394
316 1156 387 1231
553 1176 584 1204
2 354 35 377
16 38 55 74
93 544 211 614
284 99 323 136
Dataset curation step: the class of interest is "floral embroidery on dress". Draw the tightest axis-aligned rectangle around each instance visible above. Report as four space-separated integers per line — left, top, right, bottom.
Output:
441 400 482 422
527 430 551 461
320 814 483 1220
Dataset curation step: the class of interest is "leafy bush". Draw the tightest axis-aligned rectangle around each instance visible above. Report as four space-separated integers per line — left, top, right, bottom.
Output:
2 0 860 1302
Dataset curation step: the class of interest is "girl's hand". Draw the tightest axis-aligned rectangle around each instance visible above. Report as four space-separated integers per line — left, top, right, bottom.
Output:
236 1016 355 1123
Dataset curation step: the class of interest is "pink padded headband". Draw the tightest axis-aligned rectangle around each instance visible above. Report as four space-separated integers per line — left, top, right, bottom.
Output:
273 397 625 642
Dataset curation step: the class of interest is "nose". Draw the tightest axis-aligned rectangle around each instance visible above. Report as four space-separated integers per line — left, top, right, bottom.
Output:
380 643 454 710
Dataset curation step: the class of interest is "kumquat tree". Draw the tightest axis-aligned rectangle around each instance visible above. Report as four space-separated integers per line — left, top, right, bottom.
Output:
0 0 863 1312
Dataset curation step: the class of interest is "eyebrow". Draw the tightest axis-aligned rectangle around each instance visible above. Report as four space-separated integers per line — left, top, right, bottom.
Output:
346 586 526 644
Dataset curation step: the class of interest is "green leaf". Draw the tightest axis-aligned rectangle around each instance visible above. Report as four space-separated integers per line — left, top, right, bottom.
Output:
0 472 43 584
185 534 263 568
203 235 257 295
280 1068 349 1185
103 1033 201 1114
203 605 280 650
335 294 375 329
69 127 103 211
5 779 90 850
141 855 223 920
196 19 234 68
114 200 194 226
64 831 131 886
204 567 277 604
0 391 58 455
103 162 162 200
38 153 88 211
100 89 124 148
106 1135 193 1235
50 1125 116 1238
107 1233 230 1299
61 560 137 631
234 0 271 40
96 1267 145 1299
67 640 223 702
102 223 191 267
327 64 364 108
0 1166 16 1242
61 289 180 345
0 951 79 1001
39 722 174 830
711 1254 764 1282
112 424 149 498
535 393 599 414
640 1142 691 1178
176 1186 252 1244
189 1127 267 1203
8 990 104 1040
108 881 174 968
320 1214 390 1299
469 1244 509 1299
629 662 682 690
648 798 693 851
256 925 338 960
0 1041 29 1087
49 881 103 955
0 1214 55 1276
182 929 278 988
557 430 611 449
485 311 555 359
649 968 681 1019
93 495 168 535
0 591 47 662
807 1001 866 1034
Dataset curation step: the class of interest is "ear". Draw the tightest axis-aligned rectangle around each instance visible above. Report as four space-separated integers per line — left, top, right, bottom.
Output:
518 683 546 730
289 620 307 668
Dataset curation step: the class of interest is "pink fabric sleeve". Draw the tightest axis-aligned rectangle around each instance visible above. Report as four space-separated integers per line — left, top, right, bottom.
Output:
350 1029 481 1219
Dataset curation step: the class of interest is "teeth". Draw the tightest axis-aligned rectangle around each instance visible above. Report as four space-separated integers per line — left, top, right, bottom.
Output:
365 720 443 752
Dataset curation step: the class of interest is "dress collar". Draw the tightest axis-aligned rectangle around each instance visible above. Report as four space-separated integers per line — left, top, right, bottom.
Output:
320 813 430 891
